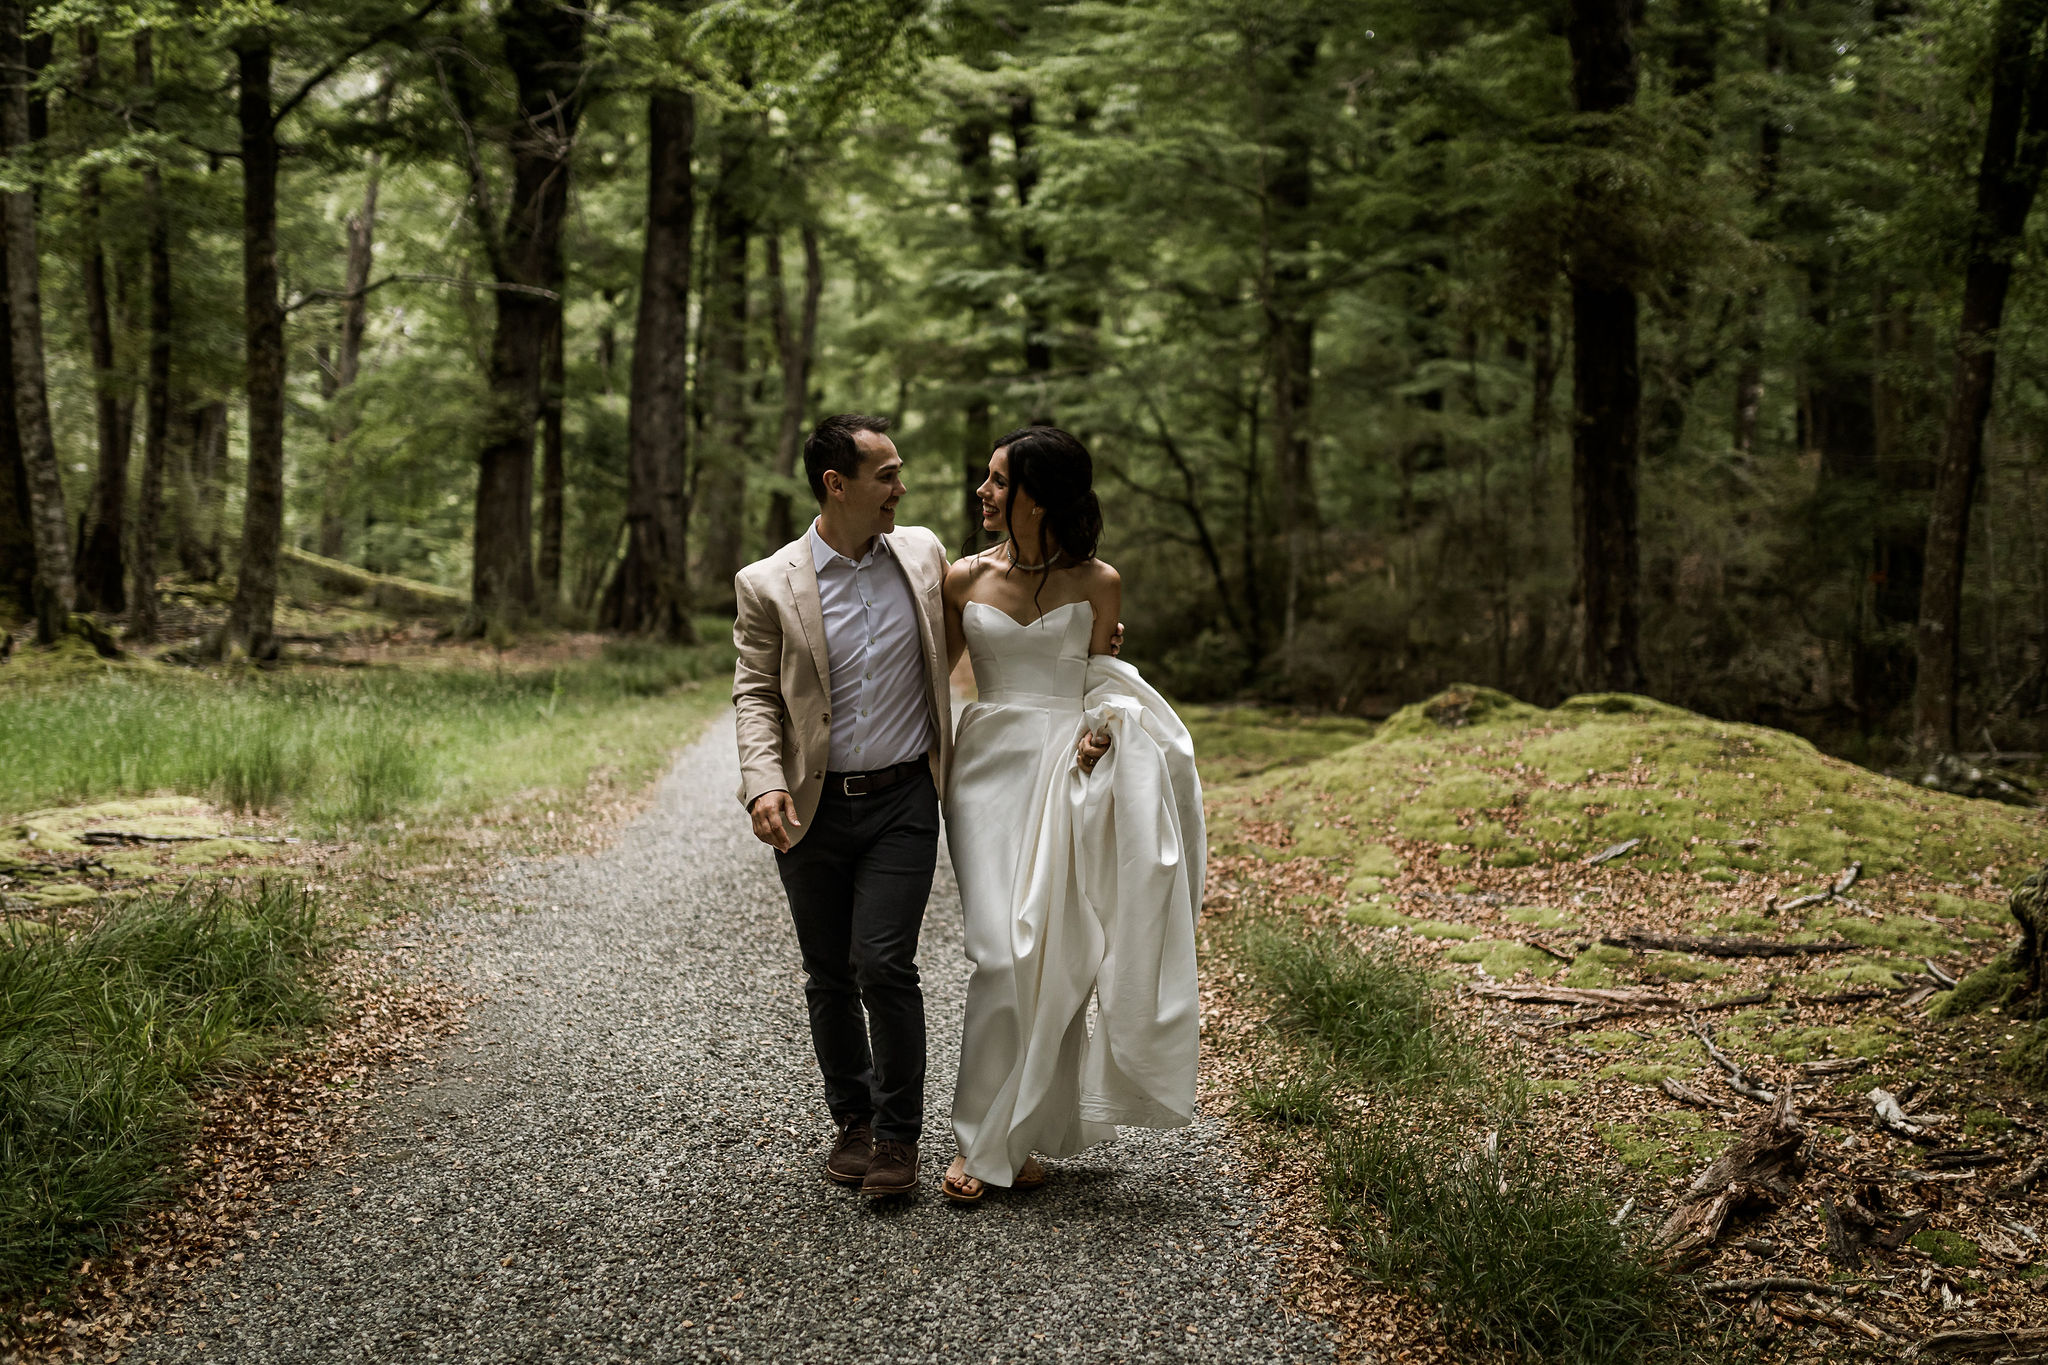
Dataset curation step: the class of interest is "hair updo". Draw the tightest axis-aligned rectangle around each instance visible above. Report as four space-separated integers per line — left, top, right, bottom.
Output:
995 425 1103 567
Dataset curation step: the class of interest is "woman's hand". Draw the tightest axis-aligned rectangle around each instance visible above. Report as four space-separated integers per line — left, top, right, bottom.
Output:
1077 727 1111 773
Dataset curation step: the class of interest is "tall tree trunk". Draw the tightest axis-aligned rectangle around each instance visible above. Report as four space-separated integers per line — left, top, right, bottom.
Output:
1567 0 1645 692
173 401 226 583
75 29 132 614
1731 0 1784 455
1912 0 2048 753
954 112 998 557
1 3 71 644
536 304 565 604
0 242 23 622
1266 38 1318 648
218 38 284 660
129 31 171 642
1010 91 1053 421
600 91 694 642
764 222 822 548
319 135 383 559
697 116 753 608
464 0 586 632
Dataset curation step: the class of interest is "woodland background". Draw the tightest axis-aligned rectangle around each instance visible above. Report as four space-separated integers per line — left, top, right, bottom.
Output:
3 0 2047 770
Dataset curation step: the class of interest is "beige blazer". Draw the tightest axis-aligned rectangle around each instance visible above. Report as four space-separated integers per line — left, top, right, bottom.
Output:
731 525 953 846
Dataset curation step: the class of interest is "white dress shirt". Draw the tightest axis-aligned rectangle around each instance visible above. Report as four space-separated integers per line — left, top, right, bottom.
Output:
810 520 935 773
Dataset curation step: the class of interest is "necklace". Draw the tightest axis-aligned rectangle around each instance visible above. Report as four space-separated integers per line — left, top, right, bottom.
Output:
1005 544 1061 572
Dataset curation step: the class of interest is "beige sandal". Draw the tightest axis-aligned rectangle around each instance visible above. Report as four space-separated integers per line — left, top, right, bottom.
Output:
942 1158 985 1205
1012 1156 1047 1190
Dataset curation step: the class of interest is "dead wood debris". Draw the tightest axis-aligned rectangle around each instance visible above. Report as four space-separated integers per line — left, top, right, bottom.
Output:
1654 1087 1806 1264
1582 837 1642 866
1908 1327 2048 1360
1602 930 1857 958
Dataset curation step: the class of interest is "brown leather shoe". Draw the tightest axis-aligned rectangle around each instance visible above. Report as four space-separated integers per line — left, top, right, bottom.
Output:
825 1122 873 1186
860 1139 919 1198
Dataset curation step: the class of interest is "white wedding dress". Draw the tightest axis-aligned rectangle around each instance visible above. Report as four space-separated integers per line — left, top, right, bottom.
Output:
945 599 1205 1187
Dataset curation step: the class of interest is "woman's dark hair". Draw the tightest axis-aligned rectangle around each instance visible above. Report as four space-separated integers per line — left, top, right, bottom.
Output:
994 424 1102 569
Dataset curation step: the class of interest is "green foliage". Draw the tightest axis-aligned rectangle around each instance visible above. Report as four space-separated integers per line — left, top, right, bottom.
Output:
0 882 332 1296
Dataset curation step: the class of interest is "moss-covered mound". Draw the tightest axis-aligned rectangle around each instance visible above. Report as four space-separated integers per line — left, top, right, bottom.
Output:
1210 685 2046 882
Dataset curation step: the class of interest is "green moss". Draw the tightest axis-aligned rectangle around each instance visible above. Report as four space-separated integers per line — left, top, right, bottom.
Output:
1698 867 1740 883
1640 952 1735 982
1598 1109 1739 1178
1348 875 1387 897
1909 1230 1980 1268
1412 920 1480 941
1919 892 2009 924
1820 913 1970 959
1351 843 1403 879
1962 1107 2012 1136
1208 685 2046 890
1929 950 2028 1021
169 838 269 867
1374 685 1542 740
1345 902 1413 929
1438 852 1474 870
20 882 102 907
1451 881 1480 895
2004 1019 2048 1090
1533 1079 1582 1095
1815 959 1911 990
1487 845 1540 868
1182 705 1378 783
1756 1018 1904 1063
1444 940 1563 980
1502 904 1581 931
1562 943 1633 988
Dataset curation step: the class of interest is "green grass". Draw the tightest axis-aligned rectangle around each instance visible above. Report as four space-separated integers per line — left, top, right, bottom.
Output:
1321 1113 1672 1364
0 882 332 1296
1231 919 1682 1362
0 632 738 832
1235 921 1480 1089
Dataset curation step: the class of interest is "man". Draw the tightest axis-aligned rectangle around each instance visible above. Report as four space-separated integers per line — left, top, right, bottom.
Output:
731 414 951 1198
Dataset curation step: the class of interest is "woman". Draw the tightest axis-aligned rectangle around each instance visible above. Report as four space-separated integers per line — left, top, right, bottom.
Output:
939 425 1205 1204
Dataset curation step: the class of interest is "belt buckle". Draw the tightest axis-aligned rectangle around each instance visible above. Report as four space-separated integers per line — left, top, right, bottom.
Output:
840 773 870 797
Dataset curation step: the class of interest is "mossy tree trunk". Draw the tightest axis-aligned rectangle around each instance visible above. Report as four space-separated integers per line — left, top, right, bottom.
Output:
129 30 171 643
764 221 821 550
74 27 133 616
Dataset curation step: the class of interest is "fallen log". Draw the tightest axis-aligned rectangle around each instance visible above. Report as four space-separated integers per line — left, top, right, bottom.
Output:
1538 989 1772 1031
1697 1276 1841 1296
1997 1152 2048 1198
1655 1087 1806 1263
1470 983 1679 1008
1603 931 1857 959
1908 1327 2048 1359
1870 1087 1941 1144
1660 1076 1731 1111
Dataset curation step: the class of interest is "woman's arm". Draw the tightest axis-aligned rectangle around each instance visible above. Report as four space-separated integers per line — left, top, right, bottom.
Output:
942 558 974 671
1086 563 1123 656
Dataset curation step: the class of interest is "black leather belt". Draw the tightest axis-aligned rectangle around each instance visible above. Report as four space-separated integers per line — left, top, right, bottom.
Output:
825 757 927 797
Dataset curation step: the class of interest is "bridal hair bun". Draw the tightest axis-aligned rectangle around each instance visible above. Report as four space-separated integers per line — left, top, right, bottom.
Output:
994 425 1102 566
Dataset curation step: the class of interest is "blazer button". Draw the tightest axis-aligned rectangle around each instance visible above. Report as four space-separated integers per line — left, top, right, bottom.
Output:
822 712 830 723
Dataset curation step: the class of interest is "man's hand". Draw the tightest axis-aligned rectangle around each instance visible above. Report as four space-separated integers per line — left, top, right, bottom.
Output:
1077 727 1112 773
749 790 801 851
1111 621 1125 656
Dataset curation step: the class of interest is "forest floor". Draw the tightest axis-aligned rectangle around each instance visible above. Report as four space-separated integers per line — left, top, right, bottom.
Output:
1203 685 2048 1361
4 577 2046 1362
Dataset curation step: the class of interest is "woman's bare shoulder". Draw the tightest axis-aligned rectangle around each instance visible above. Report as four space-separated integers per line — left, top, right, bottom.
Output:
945 549 999 595
1077 558 1121 589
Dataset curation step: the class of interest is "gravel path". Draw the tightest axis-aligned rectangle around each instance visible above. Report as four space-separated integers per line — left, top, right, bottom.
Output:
136 714 1334 1365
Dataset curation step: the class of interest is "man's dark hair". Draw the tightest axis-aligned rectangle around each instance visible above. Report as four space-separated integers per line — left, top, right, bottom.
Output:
802 413 892 502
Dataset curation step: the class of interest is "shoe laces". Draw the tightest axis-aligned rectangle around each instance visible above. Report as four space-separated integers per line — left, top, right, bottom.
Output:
873 1139 915 1162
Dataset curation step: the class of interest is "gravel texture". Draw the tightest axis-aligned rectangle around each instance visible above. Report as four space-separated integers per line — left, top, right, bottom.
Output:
135 715 1334 1364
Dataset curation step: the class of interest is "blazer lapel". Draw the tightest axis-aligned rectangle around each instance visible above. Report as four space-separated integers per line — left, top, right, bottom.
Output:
887 532 944 686
785 542 831 699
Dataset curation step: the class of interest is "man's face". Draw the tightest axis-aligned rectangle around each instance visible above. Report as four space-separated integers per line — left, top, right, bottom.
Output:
831 431 905 538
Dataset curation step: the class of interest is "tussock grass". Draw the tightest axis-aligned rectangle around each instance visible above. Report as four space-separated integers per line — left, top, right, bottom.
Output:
1233 921 1677 1362
0 883 331 1296
0 635 736 829
1236 921 1480 1089
1321 1115 1669 1364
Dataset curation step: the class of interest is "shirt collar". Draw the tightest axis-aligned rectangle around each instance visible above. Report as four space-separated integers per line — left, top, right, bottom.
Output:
809 519 892 572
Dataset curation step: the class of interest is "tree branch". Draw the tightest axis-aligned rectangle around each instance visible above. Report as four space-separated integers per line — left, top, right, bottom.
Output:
270 0 456 131
284 271 559 314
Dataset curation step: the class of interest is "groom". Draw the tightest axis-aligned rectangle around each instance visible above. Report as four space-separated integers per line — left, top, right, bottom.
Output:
731 414 952 1198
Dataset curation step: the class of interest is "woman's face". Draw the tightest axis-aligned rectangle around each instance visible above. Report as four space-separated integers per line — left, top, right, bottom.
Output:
976 446 1043 537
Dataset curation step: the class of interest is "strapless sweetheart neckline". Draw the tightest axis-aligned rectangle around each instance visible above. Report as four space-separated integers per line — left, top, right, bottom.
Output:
963 598 1094 631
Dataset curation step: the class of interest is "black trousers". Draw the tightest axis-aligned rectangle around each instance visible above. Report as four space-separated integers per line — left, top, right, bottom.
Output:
772 768 939 1144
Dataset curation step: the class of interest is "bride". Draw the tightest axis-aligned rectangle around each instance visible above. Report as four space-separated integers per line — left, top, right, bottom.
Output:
939 425 1205 1204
